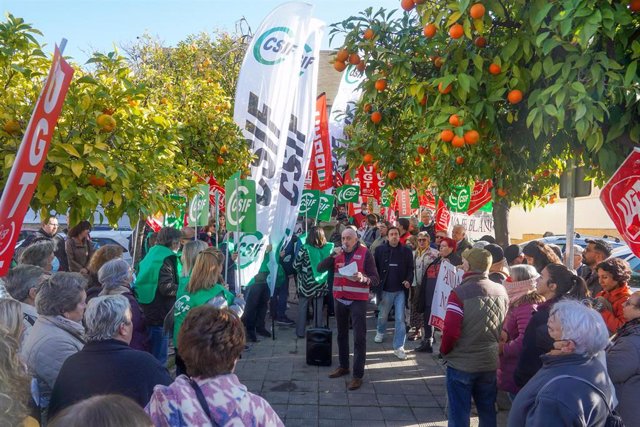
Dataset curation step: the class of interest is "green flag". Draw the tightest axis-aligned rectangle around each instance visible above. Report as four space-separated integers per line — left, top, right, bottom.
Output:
336 185 360 204
225 175 257 232
410 188 419 209
299 190 320 217
380 188 392 207
317 193 335 222
446 185 471 213
164 195 187 229
188 184 210 227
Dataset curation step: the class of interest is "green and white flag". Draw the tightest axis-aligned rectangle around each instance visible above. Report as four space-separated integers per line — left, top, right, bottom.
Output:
299 189 320 217
187 184 210 227
446 185 471 213
380 187 392 207
410 188 419 209
317 193 335 222
163 195 186 229
336 185 360 204
225 174 257 233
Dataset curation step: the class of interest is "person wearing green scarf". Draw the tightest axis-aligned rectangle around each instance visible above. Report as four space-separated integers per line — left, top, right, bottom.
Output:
293 226 334 338
173 246 244 375
136 227 181 366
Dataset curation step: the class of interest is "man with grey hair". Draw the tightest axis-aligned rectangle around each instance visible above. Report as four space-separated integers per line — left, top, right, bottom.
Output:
48 295 171 419
19 240 55 272
4 265 48 338
509 299 613 426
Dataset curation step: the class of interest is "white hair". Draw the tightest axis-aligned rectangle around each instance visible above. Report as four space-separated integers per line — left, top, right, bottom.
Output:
549 299 609 356
509 264 539 282
84 295 131 341
473 241 490 249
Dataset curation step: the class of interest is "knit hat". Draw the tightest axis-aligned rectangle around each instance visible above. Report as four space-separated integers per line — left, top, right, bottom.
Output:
462 248 492 273
484 244 504 263
503 275 539 302
504 244 523 264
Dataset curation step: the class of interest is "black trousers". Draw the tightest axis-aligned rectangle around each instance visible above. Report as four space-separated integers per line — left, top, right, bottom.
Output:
243 281 269 332
422 305 435 343
335 299 367 379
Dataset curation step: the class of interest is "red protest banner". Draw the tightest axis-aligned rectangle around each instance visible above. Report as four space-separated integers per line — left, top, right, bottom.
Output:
305 93 333 191
0 45 74 274
421 190 437 210
435 198 451 232
397 189 412 217
600 147 640 257
207 175 226 213
467 180 493 215
358 163 379 200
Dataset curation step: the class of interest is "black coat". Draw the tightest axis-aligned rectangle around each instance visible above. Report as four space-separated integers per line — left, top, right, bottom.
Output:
416 253 462 314
374 242 414 293
48 339 172 418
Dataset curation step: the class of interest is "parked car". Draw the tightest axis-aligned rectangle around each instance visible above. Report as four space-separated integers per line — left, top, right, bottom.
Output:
518 234 626 253
611 246 640 291
90 229 133 265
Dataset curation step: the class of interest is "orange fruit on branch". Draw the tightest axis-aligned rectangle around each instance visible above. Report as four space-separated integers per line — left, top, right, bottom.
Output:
469 3 486 19
336 49 349 62
363 28 375 40
363 103 372 113
433 56 444 68
417 146 427 154
455 156 465 165
452 136 466 147
375 79 387 92
630 0 640 11
334 60 347 72
449 114 462 127
217 156 225 165
3 119 20 135
464 130 480 145
423 23 437 38
440 129 454 142
489 63 501 75
497 188 508 197
474 36 487 48
371 111 382 123
96 114 116 132
363 153 374 163
387 170 398 180
356 61 366 72
349 53 361 65
401 0 415 11
508 89 524 104
449 24 464 39
438 82 452 94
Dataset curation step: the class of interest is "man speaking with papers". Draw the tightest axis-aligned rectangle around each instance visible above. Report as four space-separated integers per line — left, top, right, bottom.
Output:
318 228 379 391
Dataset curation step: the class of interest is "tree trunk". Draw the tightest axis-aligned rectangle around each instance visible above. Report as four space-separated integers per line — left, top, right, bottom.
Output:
132 218 146 268
492 199 510 246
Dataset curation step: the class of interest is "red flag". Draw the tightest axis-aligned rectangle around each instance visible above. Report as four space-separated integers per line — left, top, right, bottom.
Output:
358 163 379 200
435 199 451 232
305 93 333 191
0 46 74 274
600 147 640 257
334 171 344 188
397 189 412 217
146 213 164 232
207 175 226 213
467 180 493 215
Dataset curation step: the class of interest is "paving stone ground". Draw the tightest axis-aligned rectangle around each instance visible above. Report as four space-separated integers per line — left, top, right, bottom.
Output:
235 297 510 427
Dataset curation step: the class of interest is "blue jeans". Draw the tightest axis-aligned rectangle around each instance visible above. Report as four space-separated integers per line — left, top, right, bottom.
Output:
148 325 168 366
446 366 497 427
376 290 406 350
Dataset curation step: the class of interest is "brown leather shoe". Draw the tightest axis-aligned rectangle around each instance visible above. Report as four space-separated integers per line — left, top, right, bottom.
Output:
348 377 363 390
328 367 350 378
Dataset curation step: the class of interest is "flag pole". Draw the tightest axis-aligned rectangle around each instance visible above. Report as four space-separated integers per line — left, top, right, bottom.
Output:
215 191 220 247
234 175 241 296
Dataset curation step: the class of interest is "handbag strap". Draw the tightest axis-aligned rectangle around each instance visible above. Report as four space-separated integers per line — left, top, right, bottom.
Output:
188 378 219 427
537 374 614 412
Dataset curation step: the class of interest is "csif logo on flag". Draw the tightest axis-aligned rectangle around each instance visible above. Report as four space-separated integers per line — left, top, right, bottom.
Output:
317 194 335 222
344 64 364 84
237 232 266 268
299 43 315 76
253 27 299 66
448 187 470 212
381 188 391 207
336 185 359 204
225 177 257 232
299 190 319 215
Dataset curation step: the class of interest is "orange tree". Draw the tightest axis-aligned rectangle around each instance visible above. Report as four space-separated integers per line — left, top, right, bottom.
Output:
330 0 640 243
0 15 248 227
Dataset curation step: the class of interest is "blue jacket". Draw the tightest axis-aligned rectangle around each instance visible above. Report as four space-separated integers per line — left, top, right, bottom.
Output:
508 353 613 427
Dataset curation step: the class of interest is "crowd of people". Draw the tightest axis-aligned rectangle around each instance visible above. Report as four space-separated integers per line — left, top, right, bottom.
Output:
0 208 638 426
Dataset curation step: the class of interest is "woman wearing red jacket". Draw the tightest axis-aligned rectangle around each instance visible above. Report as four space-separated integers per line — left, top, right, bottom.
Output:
594 257 632 334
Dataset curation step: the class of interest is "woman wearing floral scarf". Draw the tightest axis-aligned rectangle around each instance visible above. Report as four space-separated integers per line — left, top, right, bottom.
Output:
408 232 438 341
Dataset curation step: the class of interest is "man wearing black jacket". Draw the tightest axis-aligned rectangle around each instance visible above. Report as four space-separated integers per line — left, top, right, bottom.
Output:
374 227 414 360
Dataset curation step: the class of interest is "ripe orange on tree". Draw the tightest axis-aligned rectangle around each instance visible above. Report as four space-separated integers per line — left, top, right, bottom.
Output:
336 49 349 62
440 129 454 142
387 170 398 180
363 153 374 163
220 145 229 154
423 23 437 38
474 36 487 48
438 82 452 94
217 156 225 165
363 28 375 40
449 114 462 127
364 103 372 113
371 111 382 124
630 0 640 12
97 114 116 132
452 135 465 147
414 156 422 165
456 156 465 165
417 146 427 154
508 89 524 104
497 188 508 197
356 61 366 72
433 57 444 68
469 3 486 19
89 175 107 187
420 95 428 106
334 61 347 72
489 63 501 75
349 53 361 65
400 0 415 11
375 79 387 91
464 130 480 145
449 24 464 39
